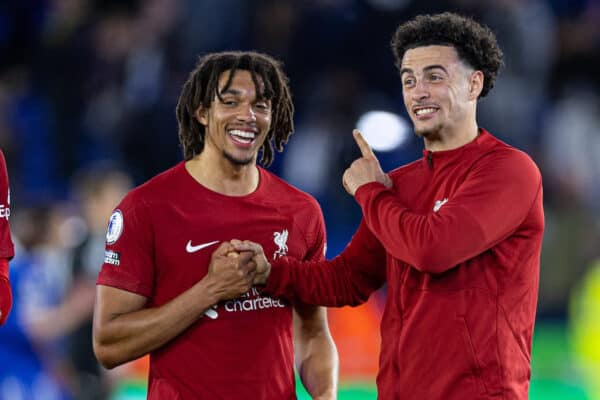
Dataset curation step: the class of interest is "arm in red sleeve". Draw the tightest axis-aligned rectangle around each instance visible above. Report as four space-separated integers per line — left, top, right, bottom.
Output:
265 220 386 307
354 150 542 274
0 150 14 260
0 258 11 325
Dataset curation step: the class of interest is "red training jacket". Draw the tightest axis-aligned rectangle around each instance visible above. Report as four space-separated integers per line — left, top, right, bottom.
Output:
266 129 544 400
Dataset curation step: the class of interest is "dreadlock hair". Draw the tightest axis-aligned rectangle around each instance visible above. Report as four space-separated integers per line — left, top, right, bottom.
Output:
391 12 503 98
175 51 294 167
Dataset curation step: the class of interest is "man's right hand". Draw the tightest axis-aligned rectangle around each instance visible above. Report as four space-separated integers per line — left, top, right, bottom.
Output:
205 242 257 301
230 240 271 285
93 242 258 369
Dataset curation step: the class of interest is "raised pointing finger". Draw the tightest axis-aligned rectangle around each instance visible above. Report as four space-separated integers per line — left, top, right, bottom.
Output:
353 129 376 159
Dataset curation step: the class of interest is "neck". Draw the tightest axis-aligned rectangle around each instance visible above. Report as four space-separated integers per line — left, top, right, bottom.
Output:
185 150 260 196
423 119 479 152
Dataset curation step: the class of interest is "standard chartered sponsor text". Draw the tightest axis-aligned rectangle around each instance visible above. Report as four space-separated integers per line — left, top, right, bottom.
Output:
224 288 286 312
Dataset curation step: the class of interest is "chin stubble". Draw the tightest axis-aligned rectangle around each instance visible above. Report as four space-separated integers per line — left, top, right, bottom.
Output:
414 122 443 139
223 150 254 166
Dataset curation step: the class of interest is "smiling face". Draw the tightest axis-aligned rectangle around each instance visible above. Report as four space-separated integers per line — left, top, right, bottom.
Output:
196 69 272 166
400 45 482 141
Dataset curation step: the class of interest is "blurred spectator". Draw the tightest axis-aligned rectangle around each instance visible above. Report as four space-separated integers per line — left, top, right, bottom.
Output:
66 165 132 399
24 165 133 399
1 164 132 400
0 204 72 400
538 86 600 316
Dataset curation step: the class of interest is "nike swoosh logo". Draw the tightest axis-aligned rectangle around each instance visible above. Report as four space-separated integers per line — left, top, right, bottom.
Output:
186 240 219 253
433 198 449 212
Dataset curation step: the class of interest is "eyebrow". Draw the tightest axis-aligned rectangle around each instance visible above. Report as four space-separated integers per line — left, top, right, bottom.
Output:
219 88 242 96
218 88 269 103
400 64 449 77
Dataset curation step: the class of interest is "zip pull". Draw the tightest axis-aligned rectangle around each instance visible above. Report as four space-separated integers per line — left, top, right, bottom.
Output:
427 151 433 169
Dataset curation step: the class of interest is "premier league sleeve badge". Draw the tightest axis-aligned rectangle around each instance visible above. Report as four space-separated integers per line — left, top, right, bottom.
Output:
106 209 124 244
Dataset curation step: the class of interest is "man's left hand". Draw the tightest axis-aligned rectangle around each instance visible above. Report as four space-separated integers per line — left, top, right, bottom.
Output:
230 240 271 286
342 129 392 196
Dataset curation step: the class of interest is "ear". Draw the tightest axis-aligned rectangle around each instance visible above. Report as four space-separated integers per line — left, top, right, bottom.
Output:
468 70 484 100
195 106 208 126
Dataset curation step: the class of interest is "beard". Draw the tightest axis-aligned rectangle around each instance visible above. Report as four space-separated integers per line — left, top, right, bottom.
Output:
223 150 255 166
414 121 443 140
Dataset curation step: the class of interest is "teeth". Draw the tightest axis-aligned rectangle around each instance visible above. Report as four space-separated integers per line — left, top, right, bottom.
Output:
415 108 436 115
228 129 256 140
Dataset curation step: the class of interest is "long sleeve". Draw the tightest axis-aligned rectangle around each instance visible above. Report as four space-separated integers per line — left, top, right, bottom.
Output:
265 220 386 307
355 149 542 274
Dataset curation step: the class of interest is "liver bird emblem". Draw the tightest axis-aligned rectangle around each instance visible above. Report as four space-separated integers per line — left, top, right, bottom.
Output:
273 229 289 259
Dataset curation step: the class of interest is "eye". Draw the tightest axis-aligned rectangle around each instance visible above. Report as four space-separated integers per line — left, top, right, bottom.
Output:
429 74 444 82
220 97 238 106
403 77 415 87
255 101 271 111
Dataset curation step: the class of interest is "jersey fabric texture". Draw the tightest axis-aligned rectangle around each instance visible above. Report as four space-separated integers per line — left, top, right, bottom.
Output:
265 129 544 400
97 162 326 400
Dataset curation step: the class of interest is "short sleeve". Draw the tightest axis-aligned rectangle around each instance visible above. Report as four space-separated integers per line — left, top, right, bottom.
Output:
96 193 155 298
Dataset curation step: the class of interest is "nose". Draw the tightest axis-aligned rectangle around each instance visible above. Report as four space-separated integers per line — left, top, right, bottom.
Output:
411 80 430 101
237 103 257 122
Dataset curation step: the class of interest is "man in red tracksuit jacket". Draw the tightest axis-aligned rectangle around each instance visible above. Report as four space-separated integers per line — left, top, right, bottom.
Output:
232 13 544 400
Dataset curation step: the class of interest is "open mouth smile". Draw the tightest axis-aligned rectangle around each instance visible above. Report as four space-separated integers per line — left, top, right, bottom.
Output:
228 129 257 146
413 106 439 119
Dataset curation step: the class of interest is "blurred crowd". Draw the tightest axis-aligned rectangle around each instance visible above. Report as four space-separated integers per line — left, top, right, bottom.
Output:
1 0 600 399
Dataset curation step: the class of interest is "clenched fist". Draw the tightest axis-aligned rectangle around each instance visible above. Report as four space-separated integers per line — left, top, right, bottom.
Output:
205 242 257 301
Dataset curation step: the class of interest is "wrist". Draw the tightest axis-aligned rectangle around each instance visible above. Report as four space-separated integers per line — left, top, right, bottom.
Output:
197 275 221 305
256 261 272 285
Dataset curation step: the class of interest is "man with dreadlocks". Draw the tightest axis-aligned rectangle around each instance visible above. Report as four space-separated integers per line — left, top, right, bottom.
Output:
233 13 544 400
92 51 338 399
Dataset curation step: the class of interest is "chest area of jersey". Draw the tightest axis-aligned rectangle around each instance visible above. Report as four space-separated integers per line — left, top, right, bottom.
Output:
397 163 471 214
153 202 304 277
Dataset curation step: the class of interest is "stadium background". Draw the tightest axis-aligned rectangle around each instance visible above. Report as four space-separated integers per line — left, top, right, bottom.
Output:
1 0 600 399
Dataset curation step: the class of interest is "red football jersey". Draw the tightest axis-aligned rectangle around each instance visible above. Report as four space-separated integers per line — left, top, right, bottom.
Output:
97 162 326 399
0 150 14 260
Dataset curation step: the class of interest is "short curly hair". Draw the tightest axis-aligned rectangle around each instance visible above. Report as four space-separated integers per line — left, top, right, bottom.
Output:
391 12 503 98
176 51 294 167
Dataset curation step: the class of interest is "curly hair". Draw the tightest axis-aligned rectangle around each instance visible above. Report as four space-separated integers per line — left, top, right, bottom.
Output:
175 51 294 166
391 12 503 98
